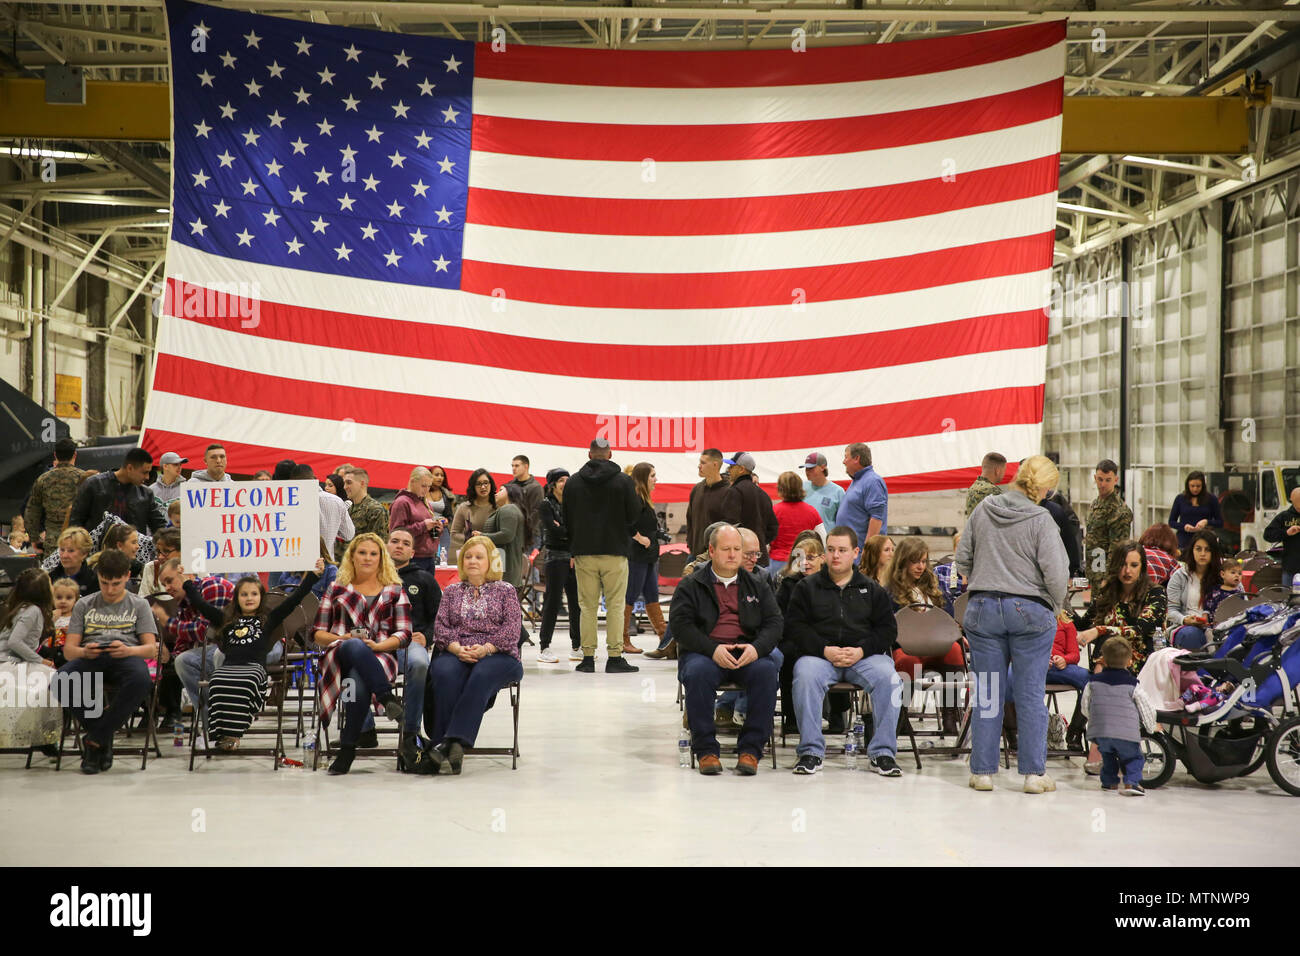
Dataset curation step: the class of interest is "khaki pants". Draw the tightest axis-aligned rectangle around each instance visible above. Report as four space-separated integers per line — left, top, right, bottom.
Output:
574 554 628 656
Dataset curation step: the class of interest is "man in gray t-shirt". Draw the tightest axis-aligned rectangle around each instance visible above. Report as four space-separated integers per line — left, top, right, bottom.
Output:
58 549 158 773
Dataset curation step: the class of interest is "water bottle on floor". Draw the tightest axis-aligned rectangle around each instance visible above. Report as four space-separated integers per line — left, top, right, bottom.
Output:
843 726 856 769
678 725 690 768
1292 572 1300 596
852 717 865 770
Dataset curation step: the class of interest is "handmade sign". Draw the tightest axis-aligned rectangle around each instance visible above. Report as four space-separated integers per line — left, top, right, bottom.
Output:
180 480 318 574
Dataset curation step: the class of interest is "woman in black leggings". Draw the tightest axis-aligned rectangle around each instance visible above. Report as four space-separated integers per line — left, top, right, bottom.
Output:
536 469 582 664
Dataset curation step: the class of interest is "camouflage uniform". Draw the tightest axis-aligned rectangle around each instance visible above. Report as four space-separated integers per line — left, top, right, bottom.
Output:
964 475 1003 518
1084 490 1134 592
342 494 390 560
24 463 82 553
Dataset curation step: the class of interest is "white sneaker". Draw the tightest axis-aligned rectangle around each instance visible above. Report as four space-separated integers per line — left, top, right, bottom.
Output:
569 647 584 661
1023 774 1056 794
537 648 559 664
969 774 993 791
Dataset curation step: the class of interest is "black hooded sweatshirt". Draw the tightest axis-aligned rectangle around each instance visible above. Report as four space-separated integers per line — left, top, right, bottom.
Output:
562 458 640 557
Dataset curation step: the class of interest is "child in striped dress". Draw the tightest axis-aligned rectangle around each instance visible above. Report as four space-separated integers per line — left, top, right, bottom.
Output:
181 560 322 751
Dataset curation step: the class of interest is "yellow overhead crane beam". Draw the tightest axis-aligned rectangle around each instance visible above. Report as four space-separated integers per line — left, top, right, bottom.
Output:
0 76 1256 155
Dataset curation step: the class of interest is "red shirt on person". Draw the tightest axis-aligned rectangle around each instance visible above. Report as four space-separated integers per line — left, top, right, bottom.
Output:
711 578 745 641
769 500 822 563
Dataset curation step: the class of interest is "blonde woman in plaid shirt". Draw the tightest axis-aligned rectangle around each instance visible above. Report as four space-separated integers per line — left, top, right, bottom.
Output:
311 533 410 775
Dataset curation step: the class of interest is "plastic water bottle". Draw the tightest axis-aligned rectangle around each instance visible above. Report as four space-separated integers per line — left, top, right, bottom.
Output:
1292 572 1300 595
438 546 447 566
843 727 857 769
678 726 690 768
852 717 865 769
173 718 184 747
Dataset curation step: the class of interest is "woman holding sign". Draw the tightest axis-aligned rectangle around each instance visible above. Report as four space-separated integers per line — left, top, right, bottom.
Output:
311 533 411 775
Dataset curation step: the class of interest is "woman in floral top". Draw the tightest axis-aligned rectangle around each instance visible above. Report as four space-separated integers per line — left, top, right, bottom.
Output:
1078 541 1167 675
420 535 522 775
1075 540 1166 774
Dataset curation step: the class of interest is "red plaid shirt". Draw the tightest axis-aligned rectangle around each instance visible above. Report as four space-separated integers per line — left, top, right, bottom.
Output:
1144 547 1178 586
167 575 235 653
312 582 411 725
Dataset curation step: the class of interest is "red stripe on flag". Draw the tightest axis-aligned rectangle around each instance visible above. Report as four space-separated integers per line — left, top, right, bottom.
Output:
162 280 1046 379
140 427 1008 499
472 21 1064 87
466 157 1059 235
472 80 1062 161
150 354 1045 451
459 233 1055 308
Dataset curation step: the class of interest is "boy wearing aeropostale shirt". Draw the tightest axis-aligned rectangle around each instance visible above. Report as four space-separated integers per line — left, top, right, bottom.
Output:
58 549 158 774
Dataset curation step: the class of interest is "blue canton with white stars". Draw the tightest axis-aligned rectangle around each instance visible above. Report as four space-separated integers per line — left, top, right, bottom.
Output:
167 0 473 288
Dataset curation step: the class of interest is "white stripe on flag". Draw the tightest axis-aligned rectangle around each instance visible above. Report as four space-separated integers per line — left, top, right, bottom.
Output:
472 43 1065 125
466 119 1061 199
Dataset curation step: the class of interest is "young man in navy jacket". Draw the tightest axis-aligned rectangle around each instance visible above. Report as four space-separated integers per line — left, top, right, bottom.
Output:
784 526 903 776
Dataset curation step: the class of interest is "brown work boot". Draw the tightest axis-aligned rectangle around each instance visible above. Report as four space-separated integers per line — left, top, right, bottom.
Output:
735 753 759 776
697 754 723 775
622 605 643 653
645 639 676 660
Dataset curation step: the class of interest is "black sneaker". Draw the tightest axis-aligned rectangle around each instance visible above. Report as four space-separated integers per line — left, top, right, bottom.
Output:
357 728 379 749
605 656 639 673
792 755 823 775
575 656 595 673
99 740 114 771
869 754 902 777
397 733 420 772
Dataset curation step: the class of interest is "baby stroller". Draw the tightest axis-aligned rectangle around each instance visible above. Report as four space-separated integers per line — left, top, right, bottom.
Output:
1141 599 1300 795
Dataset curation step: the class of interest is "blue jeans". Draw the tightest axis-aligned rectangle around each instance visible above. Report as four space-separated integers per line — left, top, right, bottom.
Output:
1095 736 1144 786
792 653 901 759
177 642 283 728
678 650 778 759
625 560 659 606
58 656 152 748
963 594 1056 776
430 652 523 747
1172 625 1208 650
333 638 396 746
361 643 429 734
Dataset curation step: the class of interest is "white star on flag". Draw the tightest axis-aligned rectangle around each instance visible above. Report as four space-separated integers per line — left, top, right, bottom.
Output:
189 218 208 236
235 228 254 246
334 242 353 261
285 236 304 254
311 216 330 234
443 55 461 73
433 255 450 271
212 199 231 217
384 249 402 267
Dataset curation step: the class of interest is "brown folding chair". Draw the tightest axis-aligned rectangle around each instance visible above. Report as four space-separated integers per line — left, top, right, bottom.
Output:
57 649 164 771
894 603 973 770
1257 585 1292 604
1213 591 1263 624
463 681 522 769
1251 565 1283 591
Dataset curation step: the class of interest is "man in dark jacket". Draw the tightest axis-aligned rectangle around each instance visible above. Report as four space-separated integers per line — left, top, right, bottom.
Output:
67 447 164 536
785 526 903 776
672 524 782 775
686 448 729 556
1041 490 1084 578
1263 486 1300 582
720 452 779 567
563 439 641 674
509 454 544 549
385 529 442 765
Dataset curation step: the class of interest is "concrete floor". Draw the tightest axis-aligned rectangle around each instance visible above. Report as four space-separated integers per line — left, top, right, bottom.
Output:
3 628 1296 866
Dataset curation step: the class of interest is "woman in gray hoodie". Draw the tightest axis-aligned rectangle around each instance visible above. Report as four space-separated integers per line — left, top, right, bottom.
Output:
955 455 1069 795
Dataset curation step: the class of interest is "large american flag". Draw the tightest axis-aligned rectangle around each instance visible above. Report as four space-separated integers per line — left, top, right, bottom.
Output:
143 0 1064 498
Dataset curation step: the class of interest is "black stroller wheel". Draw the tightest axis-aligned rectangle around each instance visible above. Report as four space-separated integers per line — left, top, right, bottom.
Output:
1140 731 1176 789
1265 715 1300 797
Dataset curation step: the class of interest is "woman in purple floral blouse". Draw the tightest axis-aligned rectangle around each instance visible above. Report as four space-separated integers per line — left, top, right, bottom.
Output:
419 535 522 775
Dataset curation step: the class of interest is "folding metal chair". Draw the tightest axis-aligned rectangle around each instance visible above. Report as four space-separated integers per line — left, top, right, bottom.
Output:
894 603 975 770
462 681 522 769
56 653 164 771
